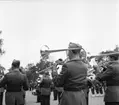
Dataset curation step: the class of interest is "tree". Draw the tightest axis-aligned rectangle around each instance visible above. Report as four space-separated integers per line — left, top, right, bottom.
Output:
0 31 5 55
25 63 39 83
0 31 5 75
0 64 5 75
114 45 119 52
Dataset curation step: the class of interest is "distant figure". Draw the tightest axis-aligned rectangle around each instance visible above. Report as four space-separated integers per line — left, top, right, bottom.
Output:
0 60 29 105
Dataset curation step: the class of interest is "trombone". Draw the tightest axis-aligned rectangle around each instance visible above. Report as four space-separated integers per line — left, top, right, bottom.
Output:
40 45 87 61
40 47 83 54
39 45 87 74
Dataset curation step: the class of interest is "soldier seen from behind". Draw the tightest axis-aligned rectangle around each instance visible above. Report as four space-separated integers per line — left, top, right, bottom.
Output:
52 42 88 105
0 60 29 105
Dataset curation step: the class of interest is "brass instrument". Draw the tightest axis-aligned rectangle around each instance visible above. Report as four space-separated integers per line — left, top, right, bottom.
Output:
40 48 83 53
39 44 119 75
89 51 119 59
37 64 55 74
40 47 86 63
39 44 119 77
40 46 87 61
40 45 50 60
39 44 88 74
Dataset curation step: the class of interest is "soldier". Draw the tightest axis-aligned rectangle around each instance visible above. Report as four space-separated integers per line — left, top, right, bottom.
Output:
96 51 119 105
52 42 88 105
40 72 52 105
0 60 29 105
36 59 51 103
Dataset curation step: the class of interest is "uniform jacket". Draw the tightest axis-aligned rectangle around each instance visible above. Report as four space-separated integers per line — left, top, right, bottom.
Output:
40 75 52 96
53 59 88 91
0 69 29 105
96 61 119 102
53 59 88 105
0 69 29 92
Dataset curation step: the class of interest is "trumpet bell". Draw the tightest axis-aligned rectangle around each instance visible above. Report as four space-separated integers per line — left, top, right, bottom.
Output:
40 45 50 59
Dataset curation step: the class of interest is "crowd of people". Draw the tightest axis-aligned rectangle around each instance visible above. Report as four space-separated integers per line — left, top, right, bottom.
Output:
1 42 119 105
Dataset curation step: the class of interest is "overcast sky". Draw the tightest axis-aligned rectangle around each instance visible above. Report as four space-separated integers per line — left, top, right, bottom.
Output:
0 0 119 69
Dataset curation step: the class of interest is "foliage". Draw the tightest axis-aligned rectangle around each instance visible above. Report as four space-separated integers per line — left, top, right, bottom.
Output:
26 60 54 83
26 64 38 83
0 64 5 75
0 31 5 55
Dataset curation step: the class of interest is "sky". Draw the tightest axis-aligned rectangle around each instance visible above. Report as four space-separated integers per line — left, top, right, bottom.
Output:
0 0 119 69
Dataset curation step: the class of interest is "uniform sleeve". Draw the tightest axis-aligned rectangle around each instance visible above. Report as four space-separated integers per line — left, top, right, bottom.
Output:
23 75 29 91
0 75 7 88
53 64 68 87
96 65 114 81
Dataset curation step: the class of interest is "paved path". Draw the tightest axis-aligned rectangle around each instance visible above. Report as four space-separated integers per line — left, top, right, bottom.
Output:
2 90 105 105
2 91 58 105
25 90 104 105
26 91 58 105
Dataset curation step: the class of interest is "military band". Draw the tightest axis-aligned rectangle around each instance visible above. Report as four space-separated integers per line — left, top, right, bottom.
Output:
1 42 119 105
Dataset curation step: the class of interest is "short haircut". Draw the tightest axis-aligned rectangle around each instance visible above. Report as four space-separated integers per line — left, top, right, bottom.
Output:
71 49 81 54
12 60 20 68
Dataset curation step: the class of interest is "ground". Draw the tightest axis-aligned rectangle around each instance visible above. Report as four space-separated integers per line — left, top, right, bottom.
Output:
2 90 104 105
3 91 58 105
25 91 58 105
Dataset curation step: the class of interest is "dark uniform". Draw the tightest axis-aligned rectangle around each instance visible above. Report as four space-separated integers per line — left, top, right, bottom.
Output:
96 55 119 105
55 87 63 103
36 59 50 103
40 73 52 105
0 60 29 105
53 42 88 105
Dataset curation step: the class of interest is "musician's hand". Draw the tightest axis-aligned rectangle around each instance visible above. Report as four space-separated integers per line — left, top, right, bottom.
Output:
93 79 102 87
87 78 93 88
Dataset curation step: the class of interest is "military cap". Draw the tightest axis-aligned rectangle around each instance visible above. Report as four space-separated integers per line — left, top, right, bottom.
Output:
68 42 82 50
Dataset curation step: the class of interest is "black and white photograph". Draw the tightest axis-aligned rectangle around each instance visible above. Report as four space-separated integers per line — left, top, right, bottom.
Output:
0 0 119 105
